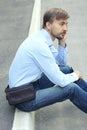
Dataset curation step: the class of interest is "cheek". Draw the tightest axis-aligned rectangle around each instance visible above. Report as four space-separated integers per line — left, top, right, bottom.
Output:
54 25 62 32
52 26 59 33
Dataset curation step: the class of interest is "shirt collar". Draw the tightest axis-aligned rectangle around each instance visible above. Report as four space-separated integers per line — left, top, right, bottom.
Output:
40 28 53 47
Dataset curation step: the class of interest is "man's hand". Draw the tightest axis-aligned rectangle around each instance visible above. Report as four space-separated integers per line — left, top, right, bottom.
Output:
74 70 82 79
58 31 68 47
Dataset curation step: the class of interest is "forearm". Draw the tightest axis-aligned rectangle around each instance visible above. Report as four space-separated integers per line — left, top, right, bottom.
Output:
55 44 68 65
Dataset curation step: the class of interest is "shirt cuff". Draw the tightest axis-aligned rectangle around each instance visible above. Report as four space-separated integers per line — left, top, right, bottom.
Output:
70 72 79 81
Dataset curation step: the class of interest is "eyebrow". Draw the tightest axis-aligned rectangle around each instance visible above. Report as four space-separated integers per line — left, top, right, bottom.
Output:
61 22 68 26
62 21 68 24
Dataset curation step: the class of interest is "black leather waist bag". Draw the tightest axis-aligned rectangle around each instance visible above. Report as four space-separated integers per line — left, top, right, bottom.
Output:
5 83 36 105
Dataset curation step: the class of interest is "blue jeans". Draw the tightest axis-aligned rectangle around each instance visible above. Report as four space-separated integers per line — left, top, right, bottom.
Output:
16 65 87 113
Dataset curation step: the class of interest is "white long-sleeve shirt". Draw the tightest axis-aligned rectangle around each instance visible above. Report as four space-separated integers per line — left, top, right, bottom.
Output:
9 29 78 88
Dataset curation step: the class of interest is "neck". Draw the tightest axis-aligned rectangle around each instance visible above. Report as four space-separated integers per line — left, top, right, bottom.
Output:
44 28 55 41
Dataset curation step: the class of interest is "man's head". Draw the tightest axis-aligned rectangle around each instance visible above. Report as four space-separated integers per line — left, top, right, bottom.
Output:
43 8 70 40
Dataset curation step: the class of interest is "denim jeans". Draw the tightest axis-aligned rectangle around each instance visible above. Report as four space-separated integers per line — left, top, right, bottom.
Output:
16 65 87 113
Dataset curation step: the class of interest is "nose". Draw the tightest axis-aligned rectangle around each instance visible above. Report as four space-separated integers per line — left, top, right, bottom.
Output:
63 24 68 31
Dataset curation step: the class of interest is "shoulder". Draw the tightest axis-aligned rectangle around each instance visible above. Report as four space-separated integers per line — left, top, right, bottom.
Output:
17 30 50 56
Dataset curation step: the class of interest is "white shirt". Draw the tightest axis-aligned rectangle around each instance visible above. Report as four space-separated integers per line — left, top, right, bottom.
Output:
9 29 78 88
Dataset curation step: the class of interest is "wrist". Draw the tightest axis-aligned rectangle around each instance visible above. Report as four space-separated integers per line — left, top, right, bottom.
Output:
59 40 66 48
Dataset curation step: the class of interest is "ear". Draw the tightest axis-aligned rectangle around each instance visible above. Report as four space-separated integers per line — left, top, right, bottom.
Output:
45 22 51 30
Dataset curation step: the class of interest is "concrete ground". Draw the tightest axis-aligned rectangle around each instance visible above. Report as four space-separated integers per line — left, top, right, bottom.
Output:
35 0 87 130
0 0 87 130
0 0 34 130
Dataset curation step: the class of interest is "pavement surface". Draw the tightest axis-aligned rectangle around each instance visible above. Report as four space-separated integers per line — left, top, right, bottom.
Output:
0 0 87 130
0 0 34 130
35 0 87 130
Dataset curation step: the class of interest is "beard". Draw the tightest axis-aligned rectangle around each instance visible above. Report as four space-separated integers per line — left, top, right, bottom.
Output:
56 31 67 40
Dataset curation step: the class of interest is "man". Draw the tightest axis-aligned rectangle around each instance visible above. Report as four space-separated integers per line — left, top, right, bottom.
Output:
9 8 87 113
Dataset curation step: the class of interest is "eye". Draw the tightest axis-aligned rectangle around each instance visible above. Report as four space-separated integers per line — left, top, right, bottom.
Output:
59 22 68 27
59 22 65 26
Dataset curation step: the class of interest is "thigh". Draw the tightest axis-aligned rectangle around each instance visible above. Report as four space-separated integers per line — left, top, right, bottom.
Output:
59 65 73 74
60 65 87 91
15 84 68 112
39 65 73 89
75 79 87 91
16 82 87 112
39 73 54 89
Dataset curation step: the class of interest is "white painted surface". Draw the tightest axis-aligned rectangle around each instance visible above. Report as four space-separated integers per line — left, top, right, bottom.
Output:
29 0 41 34
12 109 35 130
12 0 41 129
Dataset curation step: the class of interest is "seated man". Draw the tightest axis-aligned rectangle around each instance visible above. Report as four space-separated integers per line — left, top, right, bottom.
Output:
8 8 87 113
